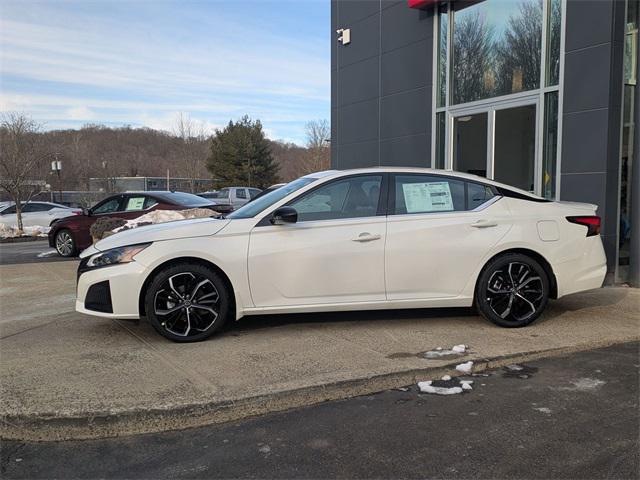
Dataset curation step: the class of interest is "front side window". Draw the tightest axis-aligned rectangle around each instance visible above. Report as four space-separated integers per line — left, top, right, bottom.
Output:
290 175 382 222
92 197 122 214
2 205 16 215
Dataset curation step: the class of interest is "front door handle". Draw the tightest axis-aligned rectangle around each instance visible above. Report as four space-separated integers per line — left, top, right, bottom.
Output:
470 219 498 228
352 232 381 242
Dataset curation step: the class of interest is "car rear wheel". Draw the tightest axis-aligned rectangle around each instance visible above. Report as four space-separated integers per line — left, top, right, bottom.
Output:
475 253 549 328
145 263 230 342
55 229 77 257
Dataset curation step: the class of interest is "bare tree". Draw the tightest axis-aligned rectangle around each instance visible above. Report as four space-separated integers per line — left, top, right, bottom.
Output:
174 113 209 192
302 119 331 175
0 113 49 232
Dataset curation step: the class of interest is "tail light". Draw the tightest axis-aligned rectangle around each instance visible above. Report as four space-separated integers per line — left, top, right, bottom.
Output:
566 216 601 236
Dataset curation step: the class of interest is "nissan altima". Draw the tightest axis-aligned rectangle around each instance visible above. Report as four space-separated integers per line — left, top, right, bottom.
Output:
76 168 607 342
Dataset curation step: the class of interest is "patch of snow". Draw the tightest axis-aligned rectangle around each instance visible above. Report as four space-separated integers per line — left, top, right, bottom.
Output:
418 381 463 395
460 380 474 391
560 378 606 391
436 347 443 351
258 445 271 454
534 407 552 414
456 361 474 374
37 250 57 258
113 208 214 233
506 364 524 371
0 224 50 239
452 344 467 353
441 375 452 381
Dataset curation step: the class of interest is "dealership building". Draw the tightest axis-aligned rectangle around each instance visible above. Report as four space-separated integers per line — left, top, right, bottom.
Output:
331 0 639 285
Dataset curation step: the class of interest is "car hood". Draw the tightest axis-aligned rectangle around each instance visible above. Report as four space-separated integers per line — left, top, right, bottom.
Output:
88 217 230 254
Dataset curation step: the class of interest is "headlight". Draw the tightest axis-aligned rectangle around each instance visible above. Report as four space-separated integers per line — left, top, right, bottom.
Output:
86 243 151 268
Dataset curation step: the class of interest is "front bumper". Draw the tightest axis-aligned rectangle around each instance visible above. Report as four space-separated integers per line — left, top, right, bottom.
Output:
76 260 146 319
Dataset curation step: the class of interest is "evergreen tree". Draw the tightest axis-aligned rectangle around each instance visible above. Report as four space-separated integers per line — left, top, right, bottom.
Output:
206 116 279 188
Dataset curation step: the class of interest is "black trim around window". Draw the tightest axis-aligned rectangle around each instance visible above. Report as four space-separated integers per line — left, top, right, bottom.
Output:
388 173 500 216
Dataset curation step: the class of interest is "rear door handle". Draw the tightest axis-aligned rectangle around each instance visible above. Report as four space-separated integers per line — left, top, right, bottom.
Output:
470 219 498 228
352 232 381 242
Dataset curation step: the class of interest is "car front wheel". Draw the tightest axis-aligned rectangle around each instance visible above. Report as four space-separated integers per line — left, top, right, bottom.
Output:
145 263 230 342
475 253 549 328
55 229 77 257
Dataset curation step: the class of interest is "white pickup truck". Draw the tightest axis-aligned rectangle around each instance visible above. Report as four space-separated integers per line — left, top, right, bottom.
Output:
198 187 262 213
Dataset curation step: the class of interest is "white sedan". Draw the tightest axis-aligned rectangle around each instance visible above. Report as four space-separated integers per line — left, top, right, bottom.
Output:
0 201 82 227
76 168 607 342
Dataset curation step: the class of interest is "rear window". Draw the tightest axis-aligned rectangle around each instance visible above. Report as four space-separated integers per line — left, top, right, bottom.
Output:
155 192 213 207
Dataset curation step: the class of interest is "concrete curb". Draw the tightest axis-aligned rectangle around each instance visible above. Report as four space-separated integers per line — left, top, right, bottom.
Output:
2 337 638 442
0 236 46 244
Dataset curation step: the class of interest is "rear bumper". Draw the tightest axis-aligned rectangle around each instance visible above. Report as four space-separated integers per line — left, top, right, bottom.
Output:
555 236 607 298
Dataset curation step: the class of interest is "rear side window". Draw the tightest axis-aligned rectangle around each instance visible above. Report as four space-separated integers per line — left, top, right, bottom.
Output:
394 175 465 214
125 196 146 211
143 197 158 209
236 189 247 199
249 189 261 199
2 205 16 214
467 183 496 210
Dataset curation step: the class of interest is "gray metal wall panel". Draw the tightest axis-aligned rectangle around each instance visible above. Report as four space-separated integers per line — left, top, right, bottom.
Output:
381 38 432 96
563 43 611 113
381 1 434 53
336 13 380 68
338 56 380 107
380 134 431 167
380 87 432 139
338 0 379 25
564 0 613 52
561 109 609 173
337 98 379 145
336 141 380 169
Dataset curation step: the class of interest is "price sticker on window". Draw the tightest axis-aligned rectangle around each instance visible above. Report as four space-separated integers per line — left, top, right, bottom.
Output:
402 182 453 213
126 197 145 211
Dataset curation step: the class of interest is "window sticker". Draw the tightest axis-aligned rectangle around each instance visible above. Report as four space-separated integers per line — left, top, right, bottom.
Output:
126 197 145 211
402 182 453 213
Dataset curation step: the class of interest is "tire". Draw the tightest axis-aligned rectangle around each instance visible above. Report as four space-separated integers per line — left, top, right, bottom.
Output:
475 253 550 328
144 262 230 342
55 229 77 257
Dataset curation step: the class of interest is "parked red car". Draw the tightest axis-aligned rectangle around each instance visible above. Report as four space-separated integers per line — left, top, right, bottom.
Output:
48 191 216 257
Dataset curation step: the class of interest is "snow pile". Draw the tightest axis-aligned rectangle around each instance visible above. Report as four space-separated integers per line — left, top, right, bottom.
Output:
418 374 474 395
37 250 58 258
455 361 474 374
423 344 469 359
114 208 215 232
0 224 50 239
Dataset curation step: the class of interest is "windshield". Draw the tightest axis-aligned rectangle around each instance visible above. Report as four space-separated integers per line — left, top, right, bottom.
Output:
228 177 318 219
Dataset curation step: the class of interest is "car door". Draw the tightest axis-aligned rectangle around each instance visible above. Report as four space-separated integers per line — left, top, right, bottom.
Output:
0 204 17 226
385 174 512 300
248 174 387 307
21 202 54 226
234 188 247 208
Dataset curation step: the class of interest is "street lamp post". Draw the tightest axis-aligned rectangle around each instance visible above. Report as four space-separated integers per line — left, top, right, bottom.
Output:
51 154 62 204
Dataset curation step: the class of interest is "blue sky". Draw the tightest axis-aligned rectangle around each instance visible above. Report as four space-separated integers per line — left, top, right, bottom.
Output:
0 0 330 145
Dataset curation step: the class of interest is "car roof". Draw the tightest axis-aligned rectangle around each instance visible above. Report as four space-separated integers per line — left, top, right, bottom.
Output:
317 168 545 201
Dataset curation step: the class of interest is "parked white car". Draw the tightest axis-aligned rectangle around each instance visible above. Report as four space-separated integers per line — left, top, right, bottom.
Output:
0 201 82 227
76 168 607 342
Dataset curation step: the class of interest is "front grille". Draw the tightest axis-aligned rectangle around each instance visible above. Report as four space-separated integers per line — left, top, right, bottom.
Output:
85 280 113 313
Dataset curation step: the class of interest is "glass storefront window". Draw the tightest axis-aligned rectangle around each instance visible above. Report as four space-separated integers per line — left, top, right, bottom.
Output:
545 0 562 86
542 91 558 199
452 0 542 105
453 113 488 177
437 5 448 108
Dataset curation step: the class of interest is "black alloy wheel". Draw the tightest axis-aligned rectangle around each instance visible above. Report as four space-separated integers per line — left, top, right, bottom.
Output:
145 263 230 342
475 253 549 328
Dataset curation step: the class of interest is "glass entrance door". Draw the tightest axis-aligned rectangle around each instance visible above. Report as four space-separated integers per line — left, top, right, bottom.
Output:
448 98 539 194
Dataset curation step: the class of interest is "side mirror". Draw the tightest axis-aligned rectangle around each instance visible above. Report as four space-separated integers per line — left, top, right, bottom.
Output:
85 208 92 216
270 206 298 225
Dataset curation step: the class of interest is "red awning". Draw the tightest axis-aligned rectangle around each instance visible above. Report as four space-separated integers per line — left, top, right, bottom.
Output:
407 0 439 8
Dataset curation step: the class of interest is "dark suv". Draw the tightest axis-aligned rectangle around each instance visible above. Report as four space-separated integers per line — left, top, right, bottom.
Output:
48 191 215 257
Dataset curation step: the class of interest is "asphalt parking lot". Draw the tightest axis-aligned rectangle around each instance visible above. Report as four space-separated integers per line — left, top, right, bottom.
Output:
2 342 638 479
0 240 73 265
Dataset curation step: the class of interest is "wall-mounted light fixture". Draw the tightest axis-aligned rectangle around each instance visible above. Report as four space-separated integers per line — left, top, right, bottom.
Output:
336 28 351 45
